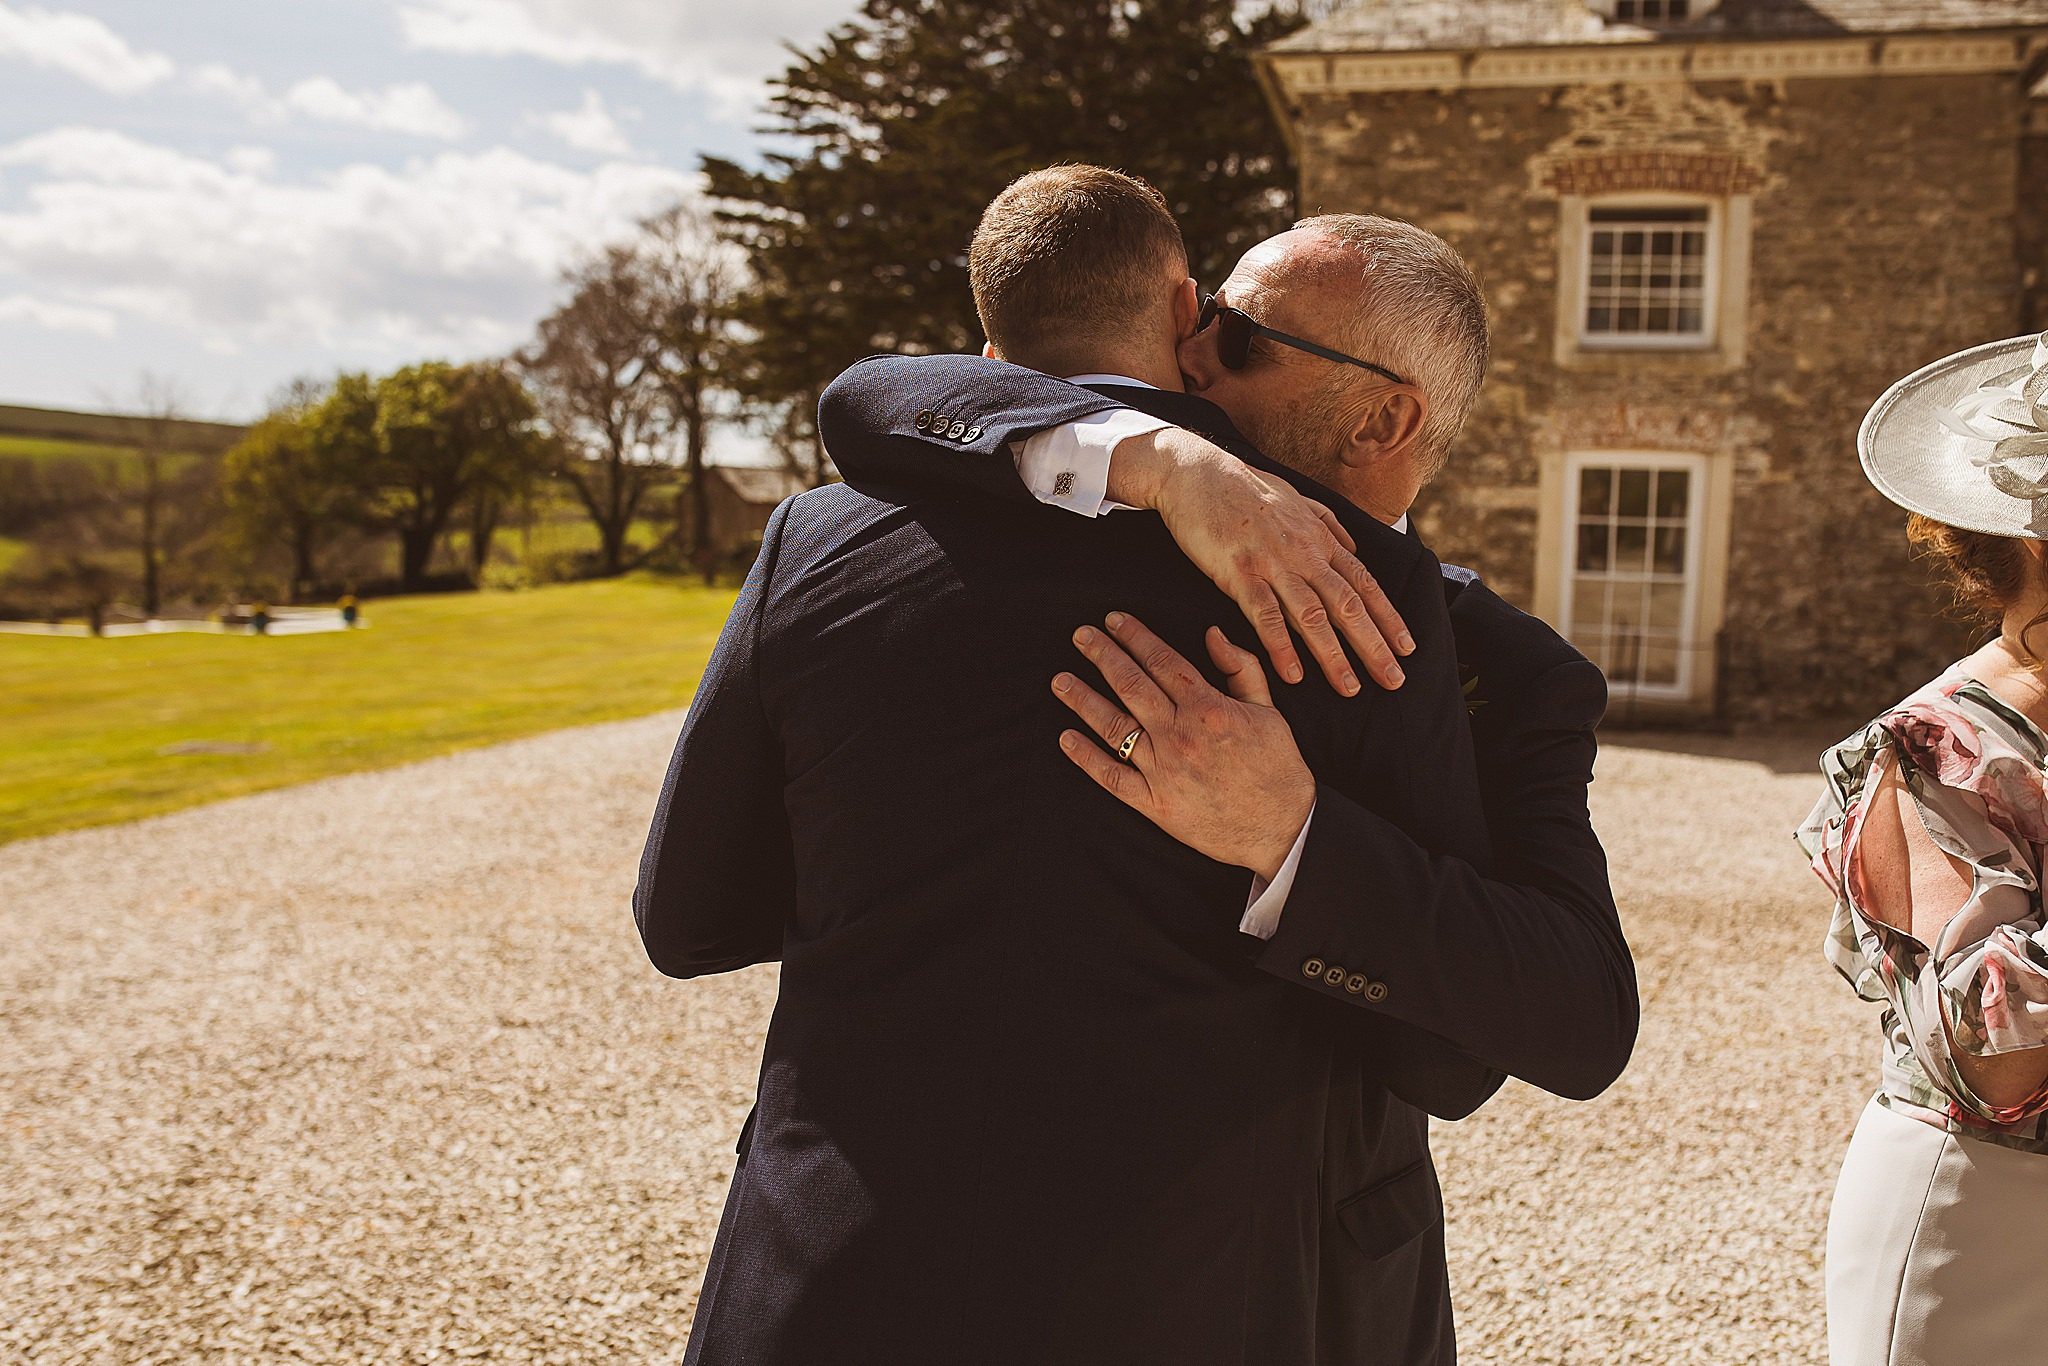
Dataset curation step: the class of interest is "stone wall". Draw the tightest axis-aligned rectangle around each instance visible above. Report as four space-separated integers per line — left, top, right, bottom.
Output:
1292 70 2031 722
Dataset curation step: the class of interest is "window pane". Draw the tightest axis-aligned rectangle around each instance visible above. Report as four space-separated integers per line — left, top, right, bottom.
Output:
1678 306 1704 333
1577 523 1610 571
1579 467 1613 516
1648 582 1686 631
1638 639 1680 686
1586 306 1613 333
1618 305 1643 331
1616 523 1650 570
1592 230 1614 255
1570 577 1609 636
1654 470 1690 518
1618 469 1651 517
1590 205 1709 225
1647 305 1672 331
1654 525 1688 574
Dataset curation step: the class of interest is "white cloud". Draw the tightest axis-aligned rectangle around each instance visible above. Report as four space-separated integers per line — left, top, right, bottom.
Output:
188 64 469 140
537 89 634 157
0 292 117 336
280 77 469 139
0 127 700 359
0 3 174 94
397 0 850 112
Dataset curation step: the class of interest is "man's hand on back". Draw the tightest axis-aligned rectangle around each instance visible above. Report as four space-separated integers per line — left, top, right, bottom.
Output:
1104 427 1412 696
1052 612 1315 883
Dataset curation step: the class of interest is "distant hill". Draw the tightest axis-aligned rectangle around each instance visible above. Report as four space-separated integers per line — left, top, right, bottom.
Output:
0 403 247 459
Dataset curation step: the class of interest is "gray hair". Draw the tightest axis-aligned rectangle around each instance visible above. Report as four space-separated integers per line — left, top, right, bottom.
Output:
1294 213 1489 479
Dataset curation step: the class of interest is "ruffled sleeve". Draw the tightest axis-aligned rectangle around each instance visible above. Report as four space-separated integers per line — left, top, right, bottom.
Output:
1796 685 2048 1127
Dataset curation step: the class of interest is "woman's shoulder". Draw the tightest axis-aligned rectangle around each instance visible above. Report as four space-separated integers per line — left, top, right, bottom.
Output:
1831 662 2048 840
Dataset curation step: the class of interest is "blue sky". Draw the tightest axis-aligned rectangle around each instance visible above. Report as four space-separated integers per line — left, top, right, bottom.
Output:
0 0 850 420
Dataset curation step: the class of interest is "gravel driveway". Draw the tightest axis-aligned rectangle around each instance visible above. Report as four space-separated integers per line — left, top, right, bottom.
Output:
0 713 1864 1364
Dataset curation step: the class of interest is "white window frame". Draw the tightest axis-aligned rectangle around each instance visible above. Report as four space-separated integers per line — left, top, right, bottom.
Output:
1585 0 1719 17
1576 195 1722 352
1613 0 1693 21
1560 451 1710 703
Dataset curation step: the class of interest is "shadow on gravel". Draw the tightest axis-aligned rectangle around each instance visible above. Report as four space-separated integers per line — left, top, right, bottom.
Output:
1600 721 1864 777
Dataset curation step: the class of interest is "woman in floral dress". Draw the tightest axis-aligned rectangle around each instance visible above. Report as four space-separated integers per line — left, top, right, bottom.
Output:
1797 332 2048 1366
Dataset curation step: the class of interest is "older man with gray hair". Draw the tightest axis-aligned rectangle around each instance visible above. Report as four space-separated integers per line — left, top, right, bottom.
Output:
818 175 1637 1360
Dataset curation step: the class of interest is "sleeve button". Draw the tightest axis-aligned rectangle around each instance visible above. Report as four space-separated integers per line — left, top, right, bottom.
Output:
947 420 968 439
914 409 934 431
1302 957 1325 979
1364 981 1389 1004
1344 973 1367 995
1323 964 1347 987
965 426 983 441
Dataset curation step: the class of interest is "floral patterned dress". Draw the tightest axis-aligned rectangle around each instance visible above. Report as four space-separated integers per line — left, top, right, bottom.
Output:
1796 665 2048 1152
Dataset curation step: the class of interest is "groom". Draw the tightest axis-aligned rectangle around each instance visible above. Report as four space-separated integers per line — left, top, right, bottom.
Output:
814 168 1642 1356
636 169 1511 1365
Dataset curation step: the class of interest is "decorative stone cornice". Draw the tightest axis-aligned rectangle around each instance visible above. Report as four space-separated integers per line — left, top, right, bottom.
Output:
1261 31 2044 100
1543 150 1765 197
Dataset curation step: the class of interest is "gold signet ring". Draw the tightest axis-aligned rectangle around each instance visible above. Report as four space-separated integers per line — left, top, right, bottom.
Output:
1115 727 1144 763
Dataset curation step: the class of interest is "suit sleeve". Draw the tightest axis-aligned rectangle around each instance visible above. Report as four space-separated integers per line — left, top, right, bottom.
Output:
632 498 798 978
816 353 1122 503
1256 656 1639 1100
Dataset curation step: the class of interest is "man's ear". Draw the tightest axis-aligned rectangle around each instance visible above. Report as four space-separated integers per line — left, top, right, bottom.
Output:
1341 388 1429 470
1171 278 1201 340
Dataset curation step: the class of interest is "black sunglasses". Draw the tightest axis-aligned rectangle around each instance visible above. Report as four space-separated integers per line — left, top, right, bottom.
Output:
1197 293 1409 387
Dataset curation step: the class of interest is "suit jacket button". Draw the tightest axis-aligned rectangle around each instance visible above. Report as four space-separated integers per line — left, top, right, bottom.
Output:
1344 973 1367 995
914 409 935 431
1323 964 1346 987
965 426 983 441
1364 981 1389 1004
1302 957 1325 979
947 420 968 439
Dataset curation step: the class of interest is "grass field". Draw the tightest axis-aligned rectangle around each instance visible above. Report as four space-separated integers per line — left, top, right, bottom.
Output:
0 433 212 472
0 577 738 844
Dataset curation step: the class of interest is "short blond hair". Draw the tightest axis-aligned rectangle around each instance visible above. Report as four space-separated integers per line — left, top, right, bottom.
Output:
969 165 1188 366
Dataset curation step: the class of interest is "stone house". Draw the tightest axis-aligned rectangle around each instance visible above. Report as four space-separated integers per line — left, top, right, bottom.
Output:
1257 0 2048 722
704 464 811 562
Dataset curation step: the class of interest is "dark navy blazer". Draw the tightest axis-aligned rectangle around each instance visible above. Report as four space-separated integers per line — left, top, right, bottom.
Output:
634 359 1509 1364
813 353 1640 1363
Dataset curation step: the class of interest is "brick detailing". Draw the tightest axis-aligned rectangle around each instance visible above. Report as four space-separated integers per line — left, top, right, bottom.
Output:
1542 149 1766 197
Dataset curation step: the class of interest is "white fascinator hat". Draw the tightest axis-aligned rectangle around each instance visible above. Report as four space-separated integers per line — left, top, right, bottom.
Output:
1860 332 2048 539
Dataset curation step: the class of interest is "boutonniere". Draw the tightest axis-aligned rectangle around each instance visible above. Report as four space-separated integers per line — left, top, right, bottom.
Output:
1461 670 1487 714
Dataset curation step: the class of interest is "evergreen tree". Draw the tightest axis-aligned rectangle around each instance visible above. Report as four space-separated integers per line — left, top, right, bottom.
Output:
702 0 1312 409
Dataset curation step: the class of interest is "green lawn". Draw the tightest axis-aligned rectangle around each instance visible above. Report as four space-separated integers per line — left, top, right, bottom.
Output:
0 577 738 844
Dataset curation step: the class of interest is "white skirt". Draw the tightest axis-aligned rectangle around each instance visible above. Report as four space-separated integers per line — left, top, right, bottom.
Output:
1827 1094 2048 1366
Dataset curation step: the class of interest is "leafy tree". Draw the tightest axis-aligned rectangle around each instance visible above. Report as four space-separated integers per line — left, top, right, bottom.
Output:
317 362 548 592
702 0 1315 409
219 381 361 599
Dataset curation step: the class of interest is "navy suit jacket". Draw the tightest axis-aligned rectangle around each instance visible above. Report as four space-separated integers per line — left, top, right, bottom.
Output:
635 360 1505 1364
813 354 1640 1363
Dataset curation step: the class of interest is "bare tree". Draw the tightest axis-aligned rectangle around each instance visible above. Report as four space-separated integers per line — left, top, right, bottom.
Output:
762 390 835 490
520 248 672 577
76 375 223 617
636 204 744 581
126 374 185 617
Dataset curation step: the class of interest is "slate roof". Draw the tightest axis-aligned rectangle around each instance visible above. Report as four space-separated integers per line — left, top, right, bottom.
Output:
1271 0 2048 55
713 464 811 506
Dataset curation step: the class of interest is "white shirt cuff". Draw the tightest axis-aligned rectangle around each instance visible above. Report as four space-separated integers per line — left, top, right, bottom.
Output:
1240 804 1314 940
1012 408 1170 516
